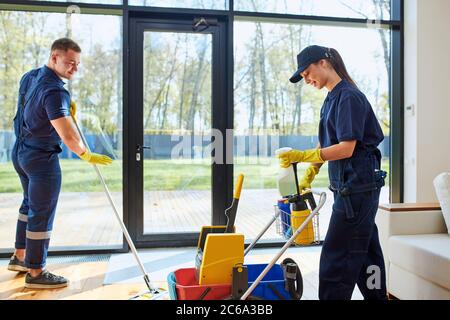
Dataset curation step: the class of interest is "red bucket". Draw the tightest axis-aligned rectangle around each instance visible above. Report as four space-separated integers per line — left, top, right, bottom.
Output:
174 268 231 300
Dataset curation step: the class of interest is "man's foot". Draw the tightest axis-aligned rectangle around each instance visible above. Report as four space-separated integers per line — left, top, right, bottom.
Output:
24 270 69 289
7 255 28 272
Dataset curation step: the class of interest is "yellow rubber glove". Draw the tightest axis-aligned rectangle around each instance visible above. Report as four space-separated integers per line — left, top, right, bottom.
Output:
70 100 77 119
299 165 320 191
277 148 324 168
79 150 113 165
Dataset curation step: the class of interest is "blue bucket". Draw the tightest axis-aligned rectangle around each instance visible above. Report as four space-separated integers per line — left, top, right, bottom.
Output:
246 264 291 300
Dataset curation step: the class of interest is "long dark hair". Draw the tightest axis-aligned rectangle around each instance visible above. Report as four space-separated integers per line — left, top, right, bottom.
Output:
326 48 357 87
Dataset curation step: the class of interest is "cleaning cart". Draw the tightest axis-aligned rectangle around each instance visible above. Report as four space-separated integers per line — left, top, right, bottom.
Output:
240 190 326 300
168 166 327 300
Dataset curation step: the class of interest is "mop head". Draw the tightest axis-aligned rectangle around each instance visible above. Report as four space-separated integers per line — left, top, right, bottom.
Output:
129 287 168 300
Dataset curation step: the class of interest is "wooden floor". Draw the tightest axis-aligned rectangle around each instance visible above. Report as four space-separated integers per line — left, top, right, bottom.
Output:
0 247 364 300
0 259 154 300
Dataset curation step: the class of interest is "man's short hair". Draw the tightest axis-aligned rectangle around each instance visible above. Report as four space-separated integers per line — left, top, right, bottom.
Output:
51 38 81 53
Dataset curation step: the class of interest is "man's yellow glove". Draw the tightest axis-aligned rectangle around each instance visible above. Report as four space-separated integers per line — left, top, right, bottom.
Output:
79 150 113 165
277 148 324 168
70 100 77 119
299 165 320 191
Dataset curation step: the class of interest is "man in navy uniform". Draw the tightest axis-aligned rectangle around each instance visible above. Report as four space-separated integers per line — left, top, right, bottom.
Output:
9 38 112 289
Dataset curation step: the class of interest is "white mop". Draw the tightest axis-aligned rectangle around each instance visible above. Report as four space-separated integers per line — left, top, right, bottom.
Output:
70 105 167 300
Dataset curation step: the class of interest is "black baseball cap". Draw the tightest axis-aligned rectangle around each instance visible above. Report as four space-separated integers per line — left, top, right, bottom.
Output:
289 45 331 83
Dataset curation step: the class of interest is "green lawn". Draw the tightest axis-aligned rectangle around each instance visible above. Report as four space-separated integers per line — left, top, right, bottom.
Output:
0 158 389 193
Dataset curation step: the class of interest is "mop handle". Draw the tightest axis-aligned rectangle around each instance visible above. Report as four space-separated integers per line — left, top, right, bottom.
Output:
71 115 149 281
234 174 244 199
244 210 280 256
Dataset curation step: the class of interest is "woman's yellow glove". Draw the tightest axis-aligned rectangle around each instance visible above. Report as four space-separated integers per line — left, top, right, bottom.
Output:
299 165 320 191
277 148 324 168
79 150 113 165
70 100 77 119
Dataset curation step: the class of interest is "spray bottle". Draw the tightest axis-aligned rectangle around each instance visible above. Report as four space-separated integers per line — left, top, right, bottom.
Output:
275 147 297 198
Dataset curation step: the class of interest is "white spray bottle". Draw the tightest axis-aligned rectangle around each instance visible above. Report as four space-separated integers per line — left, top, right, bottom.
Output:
275 147 297 198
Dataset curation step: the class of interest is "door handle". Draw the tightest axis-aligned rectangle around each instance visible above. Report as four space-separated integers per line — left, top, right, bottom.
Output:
136 144 151 162
136 144 151 152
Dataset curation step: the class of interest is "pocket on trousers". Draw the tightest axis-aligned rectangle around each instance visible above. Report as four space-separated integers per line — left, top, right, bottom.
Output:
333 192 374 223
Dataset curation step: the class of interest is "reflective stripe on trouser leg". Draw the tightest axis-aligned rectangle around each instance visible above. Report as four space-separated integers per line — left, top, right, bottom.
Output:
26 230 52 240
26 230 52 270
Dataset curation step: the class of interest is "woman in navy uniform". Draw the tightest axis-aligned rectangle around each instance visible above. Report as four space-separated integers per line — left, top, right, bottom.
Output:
8 38 112 289
277 45 387 300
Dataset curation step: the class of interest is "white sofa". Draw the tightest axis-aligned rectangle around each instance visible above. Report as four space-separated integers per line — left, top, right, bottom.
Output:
376 203 450 300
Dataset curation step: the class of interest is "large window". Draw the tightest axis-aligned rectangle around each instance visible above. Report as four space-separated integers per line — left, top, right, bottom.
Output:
0 0 401 251
0 10 123 251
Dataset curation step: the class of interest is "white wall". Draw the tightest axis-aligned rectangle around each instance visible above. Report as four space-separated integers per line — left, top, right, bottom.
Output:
404 0 450 202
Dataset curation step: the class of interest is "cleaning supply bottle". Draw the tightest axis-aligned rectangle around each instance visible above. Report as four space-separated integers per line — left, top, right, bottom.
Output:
290 194 315 245
275 147 297 198
277 199 292 238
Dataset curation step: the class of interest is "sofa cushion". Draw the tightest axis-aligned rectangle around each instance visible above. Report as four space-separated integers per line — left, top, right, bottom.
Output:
389 234 450 290
433 172 450 235
389 263 450 300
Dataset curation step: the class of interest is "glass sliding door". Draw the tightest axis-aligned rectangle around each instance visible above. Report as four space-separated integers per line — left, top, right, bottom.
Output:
142 31 212 235
128 16 229 247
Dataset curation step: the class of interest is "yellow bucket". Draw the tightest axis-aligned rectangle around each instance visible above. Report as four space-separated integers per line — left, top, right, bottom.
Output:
290 209 315 245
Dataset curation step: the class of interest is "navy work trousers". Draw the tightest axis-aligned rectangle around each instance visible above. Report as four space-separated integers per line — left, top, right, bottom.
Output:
319 151 387 300
12 141 61 269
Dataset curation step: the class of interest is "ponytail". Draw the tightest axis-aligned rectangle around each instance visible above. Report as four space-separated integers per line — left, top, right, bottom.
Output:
327 48 357 88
